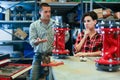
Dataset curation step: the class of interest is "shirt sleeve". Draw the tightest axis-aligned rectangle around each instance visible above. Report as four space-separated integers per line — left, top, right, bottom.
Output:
29 23 38 47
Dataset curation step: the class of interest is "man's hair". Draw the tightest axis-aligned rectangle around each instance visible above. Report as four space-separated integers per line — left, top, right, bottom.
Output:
39 3 50 12
82 11 98 22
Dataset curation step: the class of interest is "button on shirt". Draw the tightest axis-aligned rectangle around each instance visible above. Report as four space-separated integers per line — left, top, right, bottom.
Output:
29 19 55 53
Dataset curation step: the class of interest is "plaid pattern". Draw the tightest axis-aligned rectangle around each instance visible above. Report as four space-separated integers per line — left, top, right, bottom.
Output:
75 32 103 52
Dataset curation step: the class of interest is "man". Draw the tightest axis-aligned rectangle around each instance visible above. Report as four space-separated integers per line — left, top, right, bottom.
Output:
29 3 69 80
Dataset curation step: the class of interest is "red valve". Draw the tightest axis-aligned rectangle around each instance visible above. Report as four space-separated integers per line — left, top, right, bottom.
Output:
52 27 70 55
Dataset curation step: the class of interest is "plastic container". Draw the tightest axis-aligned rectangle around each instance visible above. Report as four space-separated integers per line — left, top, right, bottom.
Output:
0 13 5 20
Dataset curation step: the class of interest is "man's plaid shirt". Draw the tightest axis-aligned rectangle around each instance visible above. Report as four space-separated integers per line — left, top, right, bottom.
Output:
75 32 103 52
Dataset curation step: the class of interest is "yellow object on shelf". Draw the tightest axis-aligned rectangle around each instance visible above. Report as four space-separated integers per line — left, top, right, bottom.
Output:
14 28 27 40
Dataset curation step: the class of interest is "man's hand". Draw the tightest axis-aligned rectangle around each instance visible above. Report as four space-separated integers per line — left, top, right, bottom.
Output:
34 38 47 45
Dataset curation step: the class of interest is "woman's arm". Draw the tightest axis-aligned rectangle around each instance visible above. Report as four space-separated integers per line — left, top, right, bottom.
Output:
75 37 86 52
74 51 101 57
75 29 90 52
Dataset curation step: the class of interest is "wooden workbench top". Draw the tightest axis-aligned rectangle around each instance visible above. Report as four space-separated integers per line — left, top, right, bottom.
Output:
51 56 120 80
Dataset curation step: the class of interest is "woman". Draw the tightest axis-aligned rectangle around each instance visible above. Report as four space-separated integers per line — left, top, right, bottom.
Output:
74 11 102 57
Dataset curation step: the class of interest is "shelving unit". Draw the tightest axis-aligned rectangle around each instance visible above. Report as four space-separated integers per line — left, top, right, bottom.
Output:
84 1 120 12
0 1 120 58
0 20 32 60
0 1 80 58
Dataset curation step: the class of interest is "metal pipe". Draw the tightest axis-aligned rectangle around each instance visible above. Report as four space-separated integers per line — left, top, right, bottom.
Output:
34 0 37 20
90 0 93 11
80 0 83 32
85 2 88 13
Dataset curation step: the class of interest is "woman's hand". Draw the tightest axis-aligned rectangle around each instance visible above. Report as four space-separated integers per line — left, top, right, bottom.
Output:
74 52 88 57
83 29 90 39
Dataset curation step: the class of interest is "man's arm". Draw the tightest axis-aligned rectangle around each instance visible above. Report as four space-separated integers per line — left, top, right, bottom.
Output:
29 23 47 47
29 23 38 47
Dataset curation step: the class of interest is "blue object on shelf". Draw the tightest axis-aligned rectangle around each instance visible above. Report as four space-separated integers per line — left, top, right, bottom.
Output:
0 13 5 20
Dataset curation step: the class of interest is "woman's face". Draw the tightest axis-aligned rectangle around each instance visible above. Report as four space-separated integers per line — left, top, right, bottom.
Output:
83 16 97 30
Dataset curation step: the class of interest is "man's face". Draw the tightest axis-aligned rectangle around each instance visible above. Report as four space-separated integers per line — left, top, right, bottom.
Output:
40 6 51 20
84 16 96 30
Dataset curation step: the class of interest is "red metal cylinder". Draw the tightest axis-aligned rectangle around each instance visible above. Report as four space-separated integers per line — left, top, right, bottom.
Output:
52 27 70 55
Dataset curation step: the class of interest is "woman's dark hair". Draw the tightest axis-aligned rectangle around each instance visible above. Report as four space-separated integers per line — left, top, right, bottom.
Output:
39 3 50 12
82 11 98 22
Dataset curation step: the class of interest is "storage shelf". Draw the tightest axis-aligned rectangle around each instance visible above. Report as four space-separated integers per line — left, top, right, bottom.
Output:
47 2 79 6
0 20 33 23
84 1 120 3
0 40 29 43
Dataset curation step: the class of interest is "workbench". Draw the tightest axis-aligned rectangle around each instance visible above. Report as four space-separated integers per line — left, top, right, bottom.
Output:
0 54 32 80
51 56 120 80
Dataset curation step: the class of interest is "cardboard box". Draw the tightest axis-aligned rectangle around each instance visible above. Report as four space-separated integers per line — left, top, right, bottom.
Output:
14 28 27 40
93 8 103 18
